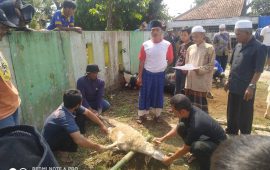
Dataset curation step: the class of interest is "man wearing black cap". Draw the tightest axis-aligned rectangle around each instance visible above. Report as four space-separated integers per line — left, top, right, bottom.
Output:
0 9 22 129
77 64 110 115
0 0 35 30
153 94 226 170
137 20 174 124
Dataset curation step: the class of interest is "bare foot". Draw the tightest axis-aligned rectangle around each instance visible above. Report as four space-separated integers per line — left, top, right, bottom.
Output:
264 113 270 120
184 153 196 164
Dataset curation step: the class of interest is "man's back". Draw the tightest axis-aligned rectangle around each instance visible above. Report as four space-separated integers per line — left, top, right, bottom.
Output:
181 106 226 145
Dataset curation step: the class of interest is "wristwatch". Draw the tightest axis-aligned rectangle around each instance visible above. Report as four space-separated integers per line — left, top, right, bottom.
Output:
248 83 256 89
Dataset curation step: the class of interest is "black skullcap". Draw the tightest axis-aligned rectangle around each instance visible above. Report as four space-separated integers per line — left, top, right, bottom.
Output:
149 20 162 29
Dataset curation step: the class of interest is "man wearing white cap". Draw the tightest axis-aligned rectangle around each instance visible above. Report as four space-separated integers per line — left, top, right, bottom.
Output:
184 26 215 112
213 24 232 71
260 23 270 70
225 20 266 135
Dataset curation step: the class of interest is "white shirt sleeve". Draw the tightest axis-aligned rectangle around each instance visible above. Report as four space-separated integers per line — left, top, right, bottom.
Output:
260 27 266 36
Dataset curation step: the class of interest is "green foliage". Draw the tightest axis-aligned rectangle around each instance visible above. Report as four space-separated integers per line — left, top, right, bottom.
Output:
23 0 170 30
146 0 170 21
24 0 60 29
75 0 106 30
250 0 270 16
75 0 171 31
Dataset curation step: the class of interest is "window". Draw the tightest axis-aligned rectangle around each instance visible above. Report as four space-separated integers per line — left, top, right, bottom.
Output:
104 42 111 67
86 43 94 64
118 41 124 70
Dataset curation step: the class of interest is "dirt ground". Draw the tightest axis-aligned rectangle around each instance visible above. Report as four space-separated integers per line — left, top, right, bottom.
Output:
57 71 270 170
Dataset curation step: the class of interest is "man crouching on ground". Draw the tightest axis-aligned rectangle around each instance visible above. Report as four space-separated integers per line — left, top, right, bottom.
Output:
153 94 226 170
42 89 108 162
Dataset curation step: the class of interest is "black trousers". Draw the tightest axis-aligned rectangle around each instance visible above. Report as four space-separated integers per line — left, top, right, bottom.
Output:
191 140 217 170
227 92 254 135
51 128 78 152
175 69 186 95
75 113 88 134
177 123 218 170
216 55 228 71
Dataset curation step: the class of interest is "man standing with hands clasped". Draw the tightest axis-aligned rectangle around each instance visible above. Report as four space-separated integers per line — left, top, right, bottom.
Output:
136 20 174 124
225 20 266 135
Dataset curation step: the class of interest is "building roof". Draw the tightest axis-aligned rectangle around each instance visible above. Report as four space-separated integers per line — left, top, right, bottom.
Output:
175 0 246 21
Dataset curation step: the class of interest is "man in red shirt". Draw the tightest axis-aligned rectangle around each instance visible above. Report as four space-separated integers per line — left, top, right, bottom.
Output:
137 20 174 124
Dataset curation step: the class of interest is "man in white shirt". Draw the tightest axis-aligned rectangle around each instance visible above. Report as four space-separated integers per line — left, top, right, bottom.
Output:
260 25 270 70
136 20 174 124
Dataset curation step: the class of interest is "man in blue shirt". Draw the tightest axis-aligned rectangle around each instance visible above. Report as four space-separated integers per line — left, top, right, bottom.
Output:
42 89 108 162
213 60 225 83
77 64 110 114
47 0 81 33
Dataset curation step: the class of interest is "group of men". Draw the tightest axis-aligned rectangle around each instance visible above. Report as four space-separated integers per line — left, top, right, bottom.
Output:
1 42 112 162
137 19 267 169
42 64 111 162
0 0 269 169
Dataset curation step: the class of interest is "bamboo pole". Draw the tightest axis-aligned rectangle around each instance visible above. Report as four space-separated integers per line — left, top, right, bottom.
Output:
110 136 152 170
216 119 270 132
110 151 136 170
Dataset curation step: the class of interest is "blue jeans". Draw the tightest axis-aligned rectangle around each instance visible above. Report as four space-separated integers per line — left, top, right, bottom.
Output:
175 70 186 95
76 100 110 134
100 99 110 112
0 109 19 129
216 55 228 71
89 99 111 112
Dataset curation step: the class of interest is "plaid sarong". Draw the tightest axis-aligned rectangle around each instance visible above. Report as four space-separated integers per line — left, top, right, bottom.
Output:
185 89 208 113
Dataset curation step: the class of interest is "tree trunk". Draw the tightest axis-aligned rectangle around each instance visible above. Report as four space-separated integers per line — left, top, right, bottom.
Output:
106 0 113 31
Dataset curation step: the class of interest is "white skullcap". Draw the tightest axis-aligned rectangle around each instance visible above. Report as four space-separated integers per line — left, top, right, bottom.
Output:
235 20 253 29
219 24 226 29
191 26 206 33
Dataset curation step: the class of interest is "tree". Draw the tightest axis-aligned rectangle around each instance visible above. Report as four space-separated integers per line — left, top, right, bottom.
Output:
24 0 63 29
75 0 170 31
145 0 171 22
75 0 107 30
250 0 270 16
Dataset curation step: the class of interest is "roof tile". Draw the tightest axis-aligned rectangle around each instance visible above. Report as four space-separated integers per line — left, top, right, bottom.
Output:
175 0 245 20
